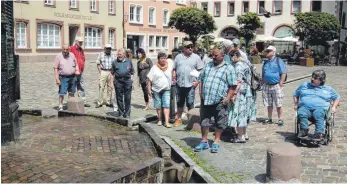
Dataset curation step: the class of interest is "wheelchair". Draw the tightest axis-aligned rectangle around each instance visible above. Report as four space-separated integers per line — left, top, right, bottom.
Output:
294 106 335 145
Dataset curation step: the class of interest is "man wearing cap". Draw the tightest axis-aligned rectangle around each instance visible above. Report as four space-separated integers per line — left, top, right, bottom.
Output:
95 44 117 108
172 41 204 127
70 37 90 107
262 45 287 126
232 38 250 64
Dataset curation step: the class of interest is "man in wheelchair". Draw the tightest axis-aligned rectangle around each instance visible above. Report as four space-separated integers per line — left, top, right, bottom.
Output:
293 70 340 140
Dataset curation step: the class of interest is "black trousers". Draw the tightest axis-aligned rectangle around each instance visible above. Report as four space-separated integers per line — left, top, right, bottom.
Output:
170 85 176 121
114 79 132 116
140 82 149 103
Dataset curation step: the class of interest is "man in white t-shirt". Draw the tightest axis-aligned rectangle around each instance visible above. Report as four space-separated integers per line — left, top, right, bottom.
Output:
147 52 174 128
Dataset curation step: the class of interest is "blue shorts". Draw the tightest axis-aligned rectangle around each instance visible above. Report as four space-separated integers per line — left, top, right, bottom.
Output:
59 75 76 97
153 90 170 109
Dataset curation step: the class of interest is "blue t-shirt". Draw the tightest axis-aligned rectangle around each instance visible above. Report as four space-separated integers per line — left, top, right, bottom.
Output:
293 82 340 110
224 55 231 65
262 56 286 84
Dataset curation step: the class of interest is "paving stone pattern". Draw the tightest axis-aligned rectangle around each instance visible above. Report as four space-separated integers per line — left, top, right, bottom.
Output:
148 66 347 183
1 115 157 183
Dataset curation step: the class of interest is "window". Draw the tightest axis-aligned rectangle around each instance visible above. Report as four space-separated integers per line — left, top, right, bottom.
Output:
201 2 208 12
258 1 265 15
273 0 282 14
174 37 179 48
191 2 197 8
311 0 322 12
149 7 156 25
163 9 169 26
70 0 76 8
176 0 185 5
16 22 27 48
214 2 221 17
149 35 154 48
162 37 168 48
37 23 60 48
243 1 249 13
228 2 234 16
130 4 143 24
109 0 114 14
84 27 102 48
91 0 96 11
292 0 301 13
108 29 114 48
44 0 53 5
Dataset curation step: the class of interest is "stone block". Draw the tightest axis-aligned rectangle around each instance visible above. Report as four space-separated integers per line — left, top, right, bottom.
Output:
67 97 85 113
186 108 201 132
266 143 301 182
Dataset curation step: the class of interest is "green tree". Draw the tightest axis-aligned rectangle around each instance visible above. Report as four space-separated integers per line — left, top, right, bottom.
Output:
237 12 262 48
294 12 341 47
169 7 217 45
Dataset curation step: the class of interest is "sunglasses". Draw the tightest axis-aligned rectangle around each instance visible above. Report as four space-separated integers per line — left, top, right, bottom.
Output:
185 45 193 49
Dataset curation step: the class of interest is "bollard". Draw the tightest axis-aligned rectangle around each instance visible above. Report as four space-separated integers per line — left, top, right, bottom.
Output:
67 97 85 113
266 143 301 182
186 108 201 132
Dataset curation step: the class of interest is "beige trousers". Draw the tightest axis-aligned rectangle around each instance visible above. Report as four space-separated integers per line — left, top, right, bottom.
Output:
98 70 114 105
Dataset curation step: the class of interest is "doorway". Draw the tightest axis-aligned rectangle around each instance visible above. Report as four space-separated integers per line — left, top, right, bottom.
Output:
69 26 79 46
127 35 139 58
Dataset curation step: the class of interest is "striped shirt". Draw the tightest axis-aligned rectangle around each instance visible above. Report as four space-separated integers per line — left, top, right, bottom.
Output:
199 61 237 105
96 52 116 70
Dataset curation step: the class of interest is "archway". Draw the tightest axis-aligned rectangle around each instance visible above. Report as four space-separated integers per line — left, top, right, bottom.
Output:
272 25 295 54
219 27 239 40
273 25 294 38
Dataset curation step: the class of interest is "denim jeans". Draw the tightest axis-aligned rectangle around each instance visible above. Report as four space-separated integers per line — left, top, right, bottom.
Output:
297 106 327 133
58 75 76 97
153 90 170 109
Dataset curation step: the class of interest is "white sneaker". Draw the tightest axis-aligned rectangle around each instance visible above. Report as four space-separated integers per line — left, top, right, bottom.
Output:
157 121 162 126
58 105 63 111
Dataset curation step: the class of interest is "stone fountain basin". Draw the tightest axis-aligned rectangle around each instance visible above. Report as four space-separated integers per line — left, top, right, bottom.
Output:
1 115 160 183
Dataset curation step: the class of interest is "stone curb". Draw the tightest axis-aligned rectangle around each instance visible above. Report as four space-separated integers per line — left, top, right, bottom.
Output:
161 136 218 183
130 114 158 126
58 110 129 127
139 123 171 160
98 157 164 183
18 109 42 117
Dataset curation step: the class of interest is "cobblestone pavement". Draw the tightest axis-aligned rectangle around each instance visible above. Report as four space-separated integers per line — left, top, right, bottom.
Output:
148 66 347 183
1 115 157 183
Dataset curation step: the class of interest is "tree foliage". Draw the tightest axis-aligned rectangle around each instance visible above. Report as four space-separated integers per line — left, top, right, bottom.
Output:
293 12 341 46
237 12 262 47
169 7 217 45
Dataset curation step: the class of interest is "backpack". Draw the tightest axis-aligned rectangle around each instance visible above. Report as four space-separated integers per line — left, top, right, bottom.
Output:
244 61 262 91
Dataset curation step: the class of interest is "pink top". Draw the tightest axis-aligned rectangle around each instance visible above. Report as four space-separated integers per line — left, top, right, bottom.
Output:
54 52 80 76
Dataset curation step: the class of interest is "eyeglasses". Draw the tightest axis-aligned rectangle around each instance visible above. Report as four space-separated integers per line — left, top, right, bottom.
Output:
185 45 193 49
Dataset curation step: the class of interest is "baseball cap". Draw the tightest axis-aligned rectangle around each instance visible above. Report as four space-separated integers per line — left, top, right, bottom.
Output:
104 44 112 48
266 45 277 52
75 37 83 42
183 41 193 47
222 39 233 48
232 38 240 45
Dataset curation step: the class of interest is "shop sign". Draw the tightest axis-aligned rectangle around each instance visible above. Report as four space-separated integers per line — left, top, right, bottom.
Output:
54 12 92 20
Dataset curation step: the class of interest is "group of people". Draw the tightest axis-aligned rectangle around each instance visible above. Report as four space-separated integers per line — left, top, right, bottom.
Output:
54 36 340 153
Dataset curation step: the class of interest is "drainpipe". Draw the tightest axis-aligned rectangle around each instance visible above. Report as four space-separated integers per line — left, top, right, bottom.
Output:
122 0 126 48
337 0 344 66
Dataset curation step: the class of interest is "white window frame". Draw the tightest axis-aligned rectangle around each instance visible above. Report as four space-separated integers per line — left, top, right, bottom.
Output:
258 1 265 15
292 0 301 13
70 0 77 8
37 23 60 48
148 7 156 25
129 4 143 24
176 0 186 5
16 22 27 48
201 2 208 12
214 2 221 17
273 0 282 14
108 29 115 48
148 35 169 50
91 0 97 11
84 27 102 49
163 9 170 27
108 0 114 14
228 2 234 16
174 36 179 49
45 0 53 5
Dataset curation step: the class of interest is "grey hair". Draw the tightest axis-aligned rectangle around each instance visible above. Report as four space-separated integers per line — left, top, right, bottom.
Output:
157 51 167 59
117 48 126 54
312 70 326 85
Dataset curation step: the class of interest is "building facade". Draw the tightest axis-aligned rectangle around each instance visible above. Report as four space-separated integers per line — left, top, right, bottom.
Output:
124 0 187 58
14 0 123 62
190 0 338 52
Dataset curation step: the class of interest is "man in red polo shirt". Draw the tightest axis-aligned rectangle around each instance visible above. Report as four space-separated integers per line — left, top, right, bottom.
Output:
70 37 90 107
